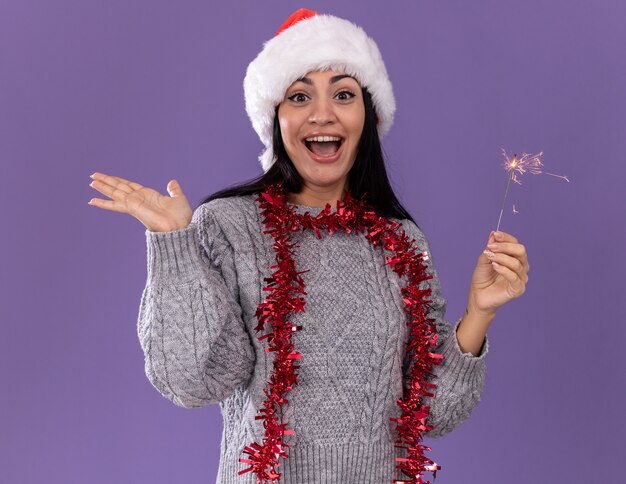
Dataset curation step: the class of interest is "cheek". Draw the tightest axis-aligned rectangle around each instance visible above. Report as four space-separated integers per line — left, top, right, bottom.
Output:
349 120 365 147
347 105 365 138
278 116 298 146
277 119 302 163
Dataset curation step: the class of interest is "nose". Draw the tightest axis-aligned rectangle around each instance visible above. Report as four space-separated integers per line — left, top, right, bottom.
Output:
307 97 336 125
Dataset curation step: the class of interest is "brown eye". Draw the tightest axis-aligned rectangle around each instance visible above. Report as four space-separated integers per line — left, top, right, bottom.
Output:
336 90 356 101
288 93 309 103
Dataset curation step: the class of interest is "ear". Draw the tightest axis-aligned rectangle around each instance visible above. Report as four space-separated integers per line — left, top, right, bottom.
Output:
375 115 379 125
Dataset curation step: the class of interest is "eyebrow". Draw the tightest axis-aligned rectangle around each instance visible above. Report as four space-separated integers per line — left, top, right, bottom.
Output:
293 74 357 85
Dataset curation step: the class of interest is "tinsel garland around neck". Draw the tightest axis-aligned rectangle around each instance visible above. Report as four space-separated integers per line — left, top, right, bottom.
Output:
238 181 443 484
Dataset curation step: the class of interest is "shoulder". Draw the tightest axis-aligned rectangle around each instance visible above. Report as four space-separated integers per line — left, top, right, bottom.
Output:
388 217 441 282
192 193 259 230
389 217 432 252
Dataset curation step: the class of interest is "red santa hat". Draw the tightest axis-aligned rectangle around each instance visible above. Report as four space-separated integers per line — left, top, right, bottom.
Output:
243 8 396 172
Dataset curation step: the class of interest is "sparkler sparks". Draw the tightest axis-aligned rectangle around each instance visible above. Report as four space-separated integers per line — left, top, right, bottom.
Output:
495 148 569 232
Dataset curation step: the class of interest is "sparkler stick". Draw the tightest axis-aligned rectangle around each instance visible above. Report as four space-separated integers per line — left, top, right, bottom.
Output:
495 160 515 233
494 148 569 232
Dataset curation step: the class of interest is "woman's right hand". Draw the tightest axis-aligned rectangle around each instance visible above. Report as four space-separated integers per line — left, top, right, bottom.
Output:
88 172 193 232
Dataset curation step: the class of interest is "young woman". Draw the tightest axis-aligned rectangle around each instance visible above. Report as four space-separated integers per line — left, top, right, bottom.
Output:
88 9 529 484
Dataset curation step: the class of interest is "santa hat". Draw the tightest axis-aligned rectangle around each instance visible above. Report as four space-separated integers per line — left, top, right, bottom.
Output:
243 8 396 172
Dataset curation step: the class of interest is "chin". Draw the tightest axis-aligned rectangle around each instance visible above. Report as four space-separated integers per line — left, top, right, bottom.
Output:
304 168 352 187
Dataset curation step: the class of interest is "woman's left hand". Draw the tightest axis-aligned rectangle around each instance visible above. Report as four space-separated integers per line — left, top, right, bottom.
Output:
467 230 530 316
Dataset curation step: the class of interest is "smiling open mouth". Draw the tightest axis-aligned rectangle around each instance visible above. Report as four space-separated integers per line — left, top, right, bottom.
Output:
304 139 344 157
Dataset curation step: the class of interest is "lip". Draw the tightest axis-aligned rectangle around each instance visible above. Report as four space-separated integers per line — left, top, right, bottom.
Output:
302 138 345 164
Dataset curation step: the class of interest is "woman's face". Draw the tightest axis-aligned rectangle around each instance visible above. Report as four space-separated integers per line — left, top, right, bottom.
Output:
277 69 365 195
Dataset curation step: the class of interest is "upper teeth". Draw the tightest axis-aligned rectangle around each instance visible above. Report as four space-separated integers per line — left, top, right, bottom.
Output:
305 136 341 142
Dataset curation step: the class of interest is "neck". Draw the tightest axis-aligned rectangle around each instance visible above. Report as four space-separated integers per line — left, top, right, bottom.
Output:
286 183 349 209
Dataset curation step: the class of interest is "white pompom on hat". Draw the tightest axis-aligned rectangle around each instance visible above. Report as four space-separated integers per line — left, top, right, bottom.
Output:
243 8 396 173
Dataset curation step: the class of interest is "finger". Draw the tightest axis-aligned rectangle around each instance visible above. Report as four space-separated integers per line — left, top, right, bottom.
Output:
493 230 519 244
166 179 185 198
89 178 133 200
486 241 529 271
488 252 528 284
90 172 143 192
87 197 129 213
490 261 526 295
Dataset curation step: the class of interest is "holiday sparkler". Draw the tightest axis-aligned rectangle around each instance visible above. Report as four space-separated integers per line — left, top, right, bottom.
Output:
494 148 569 232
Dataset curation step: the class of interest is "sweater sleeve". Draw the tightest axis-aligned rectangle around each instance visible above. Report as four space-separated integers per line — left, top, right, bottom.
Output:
136 202 256 408
399 220 489 438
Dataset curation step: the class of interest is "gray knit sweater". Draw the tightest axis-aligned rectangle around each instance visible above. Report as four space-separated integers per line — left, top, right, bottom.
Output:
137 193 489 483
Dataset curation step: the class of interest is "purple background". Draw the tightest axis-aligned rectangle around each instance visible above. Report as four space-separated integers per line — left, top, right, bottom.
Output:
1 0 624 482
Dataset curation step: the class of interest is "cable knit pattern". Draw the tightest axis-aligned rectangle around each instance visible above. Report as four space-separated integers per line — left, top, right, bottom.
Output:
137 193 489 483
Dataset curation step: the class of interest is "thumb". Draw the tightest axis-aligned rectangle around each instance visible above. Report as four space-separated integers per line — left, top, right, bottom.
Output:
166 179 183 197
482 231 495 260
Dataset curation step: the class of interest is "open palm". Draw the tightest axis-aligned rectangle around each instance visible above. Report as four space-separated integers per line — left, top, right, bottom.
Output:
88 172 193 233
